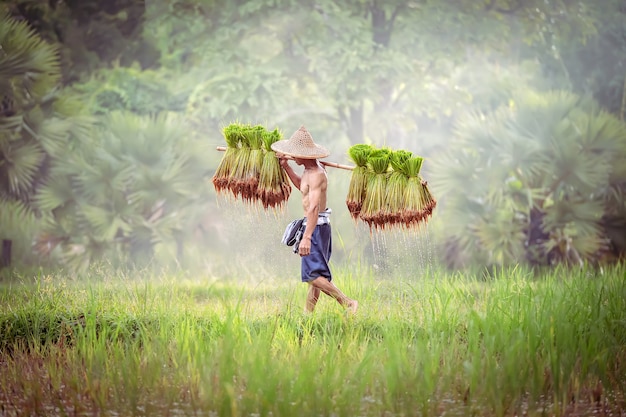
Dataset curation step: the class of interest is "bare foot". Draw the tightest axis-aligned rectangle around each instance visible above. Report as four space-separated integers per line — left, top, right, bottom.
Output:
347 300 358 314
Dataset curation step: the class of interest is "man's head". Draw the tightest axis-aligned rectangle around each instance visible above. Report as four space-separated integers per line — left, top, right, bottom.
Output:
270 126 330 160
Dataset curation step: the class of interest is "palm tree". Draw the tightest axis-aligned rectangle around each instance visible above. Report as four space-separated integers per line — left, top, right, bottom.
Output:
34 111 214 271
0 10 74 265
434 90 626 268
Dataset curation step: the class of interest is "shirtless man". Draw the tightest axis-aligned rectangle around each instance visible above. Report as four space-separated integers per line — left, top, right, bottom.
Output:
272 126 358 314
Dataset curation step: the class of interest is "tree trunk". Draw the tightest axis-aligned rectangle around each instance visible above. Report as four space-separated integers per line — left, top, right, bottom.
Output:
619 70 626 121
1 239 11 268
346 103 364 144
369 2 401 137
525 208 549 265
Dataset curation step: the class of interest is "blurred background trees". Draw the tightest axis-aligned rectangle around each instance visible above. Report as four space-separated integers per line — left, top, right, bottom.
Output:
0 8 87 265
33 111 213 271
1 0 625 271
434 91 626 268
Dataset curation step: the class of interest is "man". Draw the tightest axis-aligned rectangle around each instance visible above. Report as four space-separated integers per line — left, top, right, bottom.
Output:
272 126 358 314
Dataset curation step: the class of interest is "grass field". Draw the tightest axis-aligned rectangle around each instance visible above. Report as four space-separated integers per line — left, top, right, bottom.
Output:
0 263 624 416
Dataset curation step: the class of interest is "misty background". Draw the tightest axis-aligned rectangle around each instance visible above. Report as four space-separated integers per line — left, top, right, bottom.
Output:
1 0 625 276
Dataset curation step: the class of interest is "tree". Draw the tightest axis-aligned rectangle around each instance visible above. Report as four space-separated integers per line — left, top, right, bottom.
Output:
34 111 214 271
0 8 86 265
0 5 215 270
145 0 597 151
3 0 157 84
66 64 188 116
547 0 626 118
434 90 626 268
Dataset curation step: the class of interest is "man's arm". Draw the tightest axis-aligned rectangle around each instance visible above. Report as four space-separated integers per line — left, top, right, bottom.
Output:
278 156 301 190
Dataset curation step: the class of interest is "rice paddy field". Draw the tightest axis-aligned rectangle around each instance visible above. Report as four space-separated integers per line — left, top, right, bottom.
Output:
1 263 625 416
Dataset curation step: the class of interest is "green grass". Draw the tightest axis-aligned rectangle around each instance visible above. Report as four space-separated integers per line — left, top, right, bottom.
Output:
0 264 625 416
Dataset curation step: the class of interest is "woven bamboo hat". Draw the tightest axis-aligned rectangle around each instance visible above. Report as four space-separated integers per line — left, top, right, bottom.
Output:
271 125 330 159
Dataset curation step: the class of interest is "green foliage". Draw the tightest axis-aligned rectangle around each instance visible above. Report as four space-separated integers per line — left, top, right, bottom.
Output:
4 0 157 82
68 66 188 115
142 0 596 151
34 111 214 271
0 10 86 265
0 10 60 198
1 265 625 415
434 90 626 268
6 0 602 150
0 12 59 94
533 0 626 115
2 0 620 271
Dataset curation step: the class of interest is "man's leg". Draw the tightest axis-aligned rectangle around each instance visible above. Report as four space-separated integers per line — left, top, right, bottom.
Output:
309 277 358 313
306 284 321 312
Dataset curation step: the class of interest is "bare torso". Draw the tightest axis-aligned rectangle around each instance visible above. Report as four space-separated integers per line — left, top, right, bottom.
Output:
300 163 328 214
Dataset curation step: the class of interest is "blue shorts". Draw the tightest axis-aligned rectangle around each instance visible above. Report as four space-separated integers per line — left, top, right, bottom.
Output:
301 223 332 282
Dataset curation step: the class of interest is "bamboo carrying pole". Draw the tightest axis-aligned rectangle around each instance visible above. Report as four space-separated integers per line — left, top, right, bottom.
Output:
215 143 434 228
215 146 354 171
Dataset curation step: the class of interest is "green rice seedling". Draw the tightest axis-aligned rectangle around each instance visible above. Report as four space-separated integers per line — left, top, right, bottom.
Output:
212 122 242 194
384 149 412 227
419 175 437 223
228 123 252 199
402 156 426 227
218 124 292 209
1 264 625 416
346 144 373 220
359 147 392 230
243 124 266 203
258 128 291 209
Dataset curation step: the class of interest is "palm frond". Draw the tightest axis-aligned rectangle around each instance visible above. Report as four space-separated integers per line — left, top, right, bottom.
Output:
34 173 75 211
510 90 580 139
431 149 485 200
542 224 607 265
36 117 72 157
52 93 90 117
0 12 60 96
107 112 169 165
0 115 23 132
473 213 527 265
541 198 604 234
536 138 612 195
0 140 45 195
579 110 625 153
72 153 130 205
0 196 37 231
79 204 129 242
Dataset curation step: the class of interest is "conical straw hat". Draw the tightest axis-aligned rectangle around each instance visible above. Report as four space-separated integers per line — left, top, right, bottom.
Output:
271 126 330 159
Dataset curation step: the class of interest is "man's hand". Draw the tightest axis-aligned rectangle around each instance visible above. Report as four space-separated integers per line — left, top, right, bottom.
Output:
299 236 311 256
276 153 290 169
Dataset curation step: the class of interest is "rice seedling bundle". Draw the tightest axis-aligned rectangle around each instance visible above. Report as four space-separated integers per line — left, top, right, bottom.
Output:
402 156 424 226
402 156 437 227
229 124 252 199
243 125 265 203
384 149 412 227
214 123 293 209
346 144 373 220
418 176 437 223
212 123 242 194
258 128 291 209
359 148 391 229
